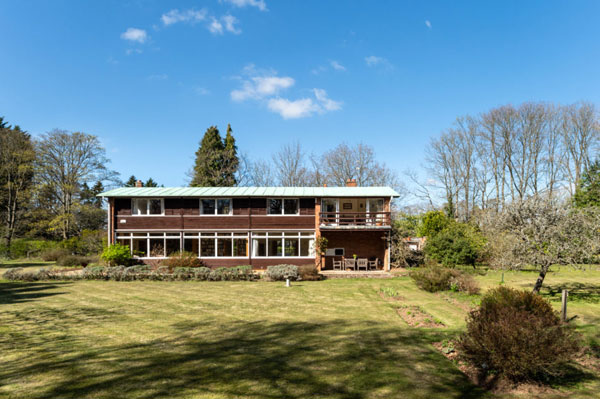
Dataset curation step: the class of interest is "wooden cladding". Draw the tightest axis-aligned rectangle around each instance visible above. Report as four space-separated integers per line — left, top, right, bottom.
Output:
319 212 392 227
115 215 315 230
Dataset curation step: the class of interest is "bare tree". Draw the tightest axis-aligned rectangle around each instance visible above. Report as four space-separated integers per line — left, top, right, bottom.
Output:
272 142 311 187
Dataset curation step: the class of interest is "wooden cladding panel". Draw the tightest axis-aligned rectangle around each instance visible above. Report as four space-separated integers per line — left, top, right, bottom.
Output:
251 216 314 229
182 216 250 230
115 217 183 229
299 198 315 216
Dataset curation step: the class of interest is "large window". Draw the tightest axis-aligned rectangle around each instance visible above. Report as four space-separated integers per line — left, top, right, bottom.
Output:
132 199 164 215
200 199 232 215
252 232 314 258
117 232 180 257
183 232 248 257
267 198 299 215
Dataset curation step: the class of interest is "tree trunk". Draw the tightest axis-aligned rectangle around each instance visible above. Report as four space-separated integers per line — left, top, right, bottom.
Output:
532 264 550 294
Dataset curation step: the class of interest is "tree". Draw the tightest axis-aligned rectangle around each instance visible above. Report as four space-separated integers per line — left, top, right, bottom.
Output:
573 159 600 207
418 210 450 238
144 178 158 187
36 130 117 239
0 122 35 252
191 125 239 187
424 222 484 267
272 142 311 187
482 196 600 293
124 175 138 187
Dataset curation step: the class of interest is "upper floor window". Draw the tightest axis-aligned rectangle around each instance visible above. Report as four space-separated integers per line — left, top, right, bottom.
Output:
201 199 232 215
132 198 163 215
267 198 299 215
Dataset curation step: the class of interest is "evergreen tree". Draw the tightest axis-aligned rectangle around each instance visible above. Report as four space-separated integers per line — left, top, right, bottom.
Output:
144 177 158 187
191 126 226 186
222 124 239 186
124 175 137 187
574 160 600 208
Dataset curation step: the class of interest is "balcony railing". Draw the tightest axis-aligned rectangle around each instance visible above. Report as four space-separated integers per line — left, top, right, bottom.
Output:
319 212 391 228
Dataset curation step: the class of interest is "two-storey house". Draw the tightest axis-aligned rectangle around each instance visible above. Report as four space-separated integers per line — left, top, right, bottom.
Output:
99 179 399 270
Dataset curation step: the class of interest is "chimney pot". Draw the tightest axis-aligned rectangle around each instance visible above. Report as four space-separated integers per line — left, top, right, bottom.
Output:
135 180 143 188
345 178 357 187
323 183 327 187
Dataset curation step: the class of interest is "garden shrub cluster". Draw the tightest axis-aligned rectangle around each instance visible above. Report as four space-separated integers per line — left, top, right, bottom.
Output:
41 248 70 261
160 252 205 270
57 255 96 267
265 264 299 281
410 264 480 294
458 286 581 382
297 264 321 281
100 243 134 266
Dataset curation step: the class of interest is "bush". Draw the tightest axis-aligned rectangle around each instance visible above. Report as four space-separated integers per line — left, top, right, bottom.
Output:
458 287 581 382
160 252 205 270
41 248 70 262
425 222 485 267
2 239 59 259
449 273 480 295
57 255 94 267
209 266 256 281
100 243 133 266
265 264 299 281
298 264 321 281
61 230 105 255
409 264 460 292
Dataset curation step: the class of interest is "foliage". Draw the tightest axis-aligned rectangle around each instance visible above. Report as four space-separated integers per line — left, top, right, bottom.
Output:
424 222 484 267
458 286 581 382
393 213 420 238
448 273 480 295
190 125 239 187
57 254 94 267
100 243 134 266
1 238 58 259
61 229 105 255
418 211 450 238
297 264 321 281
265 264 299 281
41 247 70 261
410 264 480 294
160 252 205 270
574 159 600 208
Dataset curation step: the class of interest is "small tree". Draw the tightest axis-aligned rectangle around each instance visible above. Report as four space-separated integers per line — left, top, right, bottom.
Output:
101 243 133 266
312 236 328 269
424 222 484 268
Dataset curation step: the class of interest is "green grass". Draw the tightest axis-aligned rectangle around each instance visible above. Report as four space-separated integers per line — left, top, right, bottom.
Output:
0 267 598 398
0 258 58 270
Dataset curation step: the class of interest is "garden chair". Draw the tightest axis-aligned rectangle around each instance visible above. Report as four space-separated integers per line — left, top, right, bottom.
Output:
333 260 342 271
368 258 379 270
357 258 368 271
344 258 356 271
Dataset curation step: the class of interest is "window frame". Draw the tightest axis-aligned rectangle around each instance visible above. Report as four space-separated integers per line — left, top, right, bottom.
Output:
131 198 164 216
251 231 315 258
266 198 300 216
199 198 233 216
182 231 249 258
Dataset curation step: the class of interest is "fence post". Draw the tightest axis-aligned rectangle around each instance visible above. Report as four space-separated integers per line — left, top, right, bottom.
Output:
561 289 568 322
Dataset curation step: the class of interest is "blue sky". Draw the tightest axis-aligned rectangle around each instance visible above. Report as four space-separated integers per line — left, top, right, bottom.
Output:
1 0 600 188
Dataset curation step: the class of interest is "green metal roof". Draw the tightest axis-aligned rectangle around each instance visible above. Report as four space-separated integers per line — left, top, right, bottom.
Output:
98 186 400 198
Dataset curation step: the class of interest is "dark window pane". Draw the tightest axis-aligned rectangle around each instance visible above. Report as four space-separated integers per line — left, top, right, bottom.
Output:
284 238 299 256
149 199 162 215
184 238 199 255
201 199 215 215
217 199 231 215
166 238 180 256
300 238 313 256
268 199 282 215
268 238 282 256
284 199 298 215
253 238 266 257
233 239 247 257
149 239 164 257
132 239 147 257
201 238 215 257
217 239 232 257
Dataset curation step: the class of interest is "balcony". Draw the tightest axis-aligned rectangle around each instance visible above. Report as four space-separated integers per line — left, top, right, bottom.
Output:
319 212 391 229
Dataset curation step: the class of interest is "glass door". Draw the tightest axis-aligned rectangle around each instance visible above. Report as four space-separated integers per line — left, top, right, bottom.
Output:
321 198 338 225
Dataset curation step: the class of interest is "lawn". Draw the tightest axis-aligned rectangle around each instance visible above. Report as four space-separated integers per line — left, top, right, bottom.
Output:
0 266 598 399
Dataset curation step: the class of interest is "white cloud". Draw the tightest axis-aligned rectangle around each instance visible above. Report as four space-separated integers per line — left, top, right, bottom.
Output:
365 55 393 69
231 75 294 101
125 48 143 55
161 9 207 25
222 14 241 34
425 20 432 29
313 88 342 111
221 0 267 11
330 60 346 71
267 98 318 119
121 28 147 43
311 65 327 75
208 17 224 34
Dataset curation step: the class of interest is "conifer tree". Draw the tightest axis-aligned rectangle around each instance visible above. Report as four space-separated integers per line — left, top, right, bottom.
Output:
222 124 239 186
191 125 239 187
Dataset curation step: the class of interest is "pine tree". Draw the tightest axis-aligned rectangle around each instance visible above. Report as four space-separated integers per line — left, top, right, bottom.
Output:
124 175 137 187
144 177 158 187
574 160 600 208
222 124 239 186
191 126 226 186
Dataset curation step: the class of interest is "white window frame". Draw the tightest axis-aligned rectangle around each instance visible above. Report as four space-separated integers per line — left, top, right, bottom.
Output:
131 198 164 216
116 232 181 258
266 198 300 216
199 198 233 216
183 231 249 258
251 231 315 258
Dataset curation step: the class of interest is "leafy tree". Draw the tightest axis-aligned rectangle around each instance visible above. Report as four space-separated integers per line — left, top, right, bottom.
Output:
0 122 35 252
191 125 239 187
573 159 600 207
418 210 450 238
425 222 484 267
36 130 118 239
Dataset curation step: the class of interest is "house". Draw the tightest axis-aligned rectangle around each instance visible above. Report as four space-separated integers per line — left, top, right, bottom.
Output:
99 179 400 271
402 237 426 251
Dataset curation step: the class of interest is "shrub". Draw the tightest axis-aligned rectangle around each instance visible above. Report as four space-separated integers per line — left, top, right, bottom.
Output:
57 255 93 267
458 286 581 382
425 222 484 267
100 243 133 266
160 252 205 270
41 248 70 262
298 264 321 281
209 266 256 281
409 265 460 292
61 230 105 255
449 273 480 295
265 264 299 281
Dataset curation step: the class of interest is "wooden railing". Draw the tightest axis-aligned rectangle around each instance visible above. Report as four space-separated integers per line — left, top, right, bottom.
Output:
319 212 391 227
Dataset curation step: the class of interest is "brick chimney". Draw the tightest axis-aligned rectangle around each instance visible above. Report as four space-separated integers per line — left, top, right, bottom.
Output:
323 183 327 187
345 178 357 187
135 180 143 188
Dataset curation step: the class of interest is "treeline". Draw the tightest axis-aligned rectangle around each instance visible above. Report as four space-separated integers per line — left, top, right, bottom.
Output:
421 101 600 220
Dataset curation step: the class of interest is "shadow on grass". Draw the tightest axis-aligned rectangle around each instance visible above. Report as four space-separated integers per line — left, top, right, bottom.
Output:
0 282 71 304
544 282 600 304
0 261 54 269
1 318 493 399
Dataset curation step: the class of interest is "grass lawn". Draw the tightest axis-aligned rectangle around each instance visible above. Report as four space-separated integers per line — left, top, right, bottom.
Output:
0 267 598 399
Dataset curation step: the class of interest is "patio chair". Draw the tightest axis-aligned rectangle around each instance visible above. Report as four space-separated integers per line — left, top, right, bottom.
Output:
357 258 368 271
333 260 342 271
344 258 356 271
368 258 379 270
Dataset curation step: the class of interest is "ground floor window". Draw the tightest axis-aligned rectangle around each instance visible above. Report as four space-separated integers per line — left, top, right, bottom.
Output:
183 232 248 258
251 231 315 258
117 232 181 257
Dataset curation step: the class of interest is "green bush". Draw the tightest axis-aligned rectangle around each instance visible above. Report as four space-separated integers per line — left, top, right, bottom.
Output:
61 230 105 256
160 252 205 270
100 243 133 266
209 266 256 281
2 239 59 259
418 211 450 237
265 264 299 281
41 248 70 262
458 287 581 382
424 222 484 267
409 264 480 294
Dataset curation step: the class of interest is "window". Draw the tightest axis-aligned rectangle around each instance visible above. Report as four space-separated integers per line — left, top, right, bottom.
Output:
116 232 181 258
182 232 249 257
201 199 232 215
252 231 314 257
267 198 299 215
132 198 163 215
